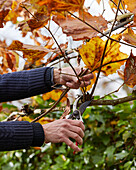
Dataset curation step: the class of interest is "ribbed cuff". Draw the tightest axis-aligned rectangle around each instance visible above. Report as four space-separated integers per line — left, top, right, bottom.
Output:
0 121 34 151
44 67 52 88
31 123 44 147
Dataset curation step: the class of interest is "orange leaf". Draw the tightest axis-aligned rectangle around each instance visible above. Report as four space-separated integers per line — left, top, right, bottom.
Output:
122 28 136 46
79 35 128 75
7 40 55 62
43 89 67 103
37 0 85 12
96 0 101 4
53 12 108 41
124 50 136 88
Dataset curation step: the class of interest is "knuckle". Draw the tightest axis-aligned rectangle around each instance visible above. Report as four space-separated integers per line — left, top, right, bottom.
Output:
74 134 79 140
77 127 82 134
68 141 73 148
62 122 70 129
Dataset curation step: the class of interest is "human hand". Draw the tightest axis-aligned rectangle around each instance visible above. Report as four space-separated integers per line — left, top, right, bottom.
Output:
53 67 94 89
42 119 85 152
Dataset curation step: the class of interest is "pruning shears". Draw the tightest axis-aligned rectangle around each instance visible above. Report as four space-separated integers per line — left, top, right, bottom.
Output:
66 95 93 153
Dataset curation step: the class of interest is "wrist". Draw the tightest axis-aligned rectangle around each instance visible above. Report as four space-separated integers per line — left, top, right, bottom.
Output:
53 68 60 84
42 125 49 143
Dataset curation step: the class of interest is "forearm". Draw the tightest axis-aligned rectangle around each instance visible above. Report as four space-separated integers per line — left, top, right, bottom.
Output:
0 67 53 102
0 121 44 151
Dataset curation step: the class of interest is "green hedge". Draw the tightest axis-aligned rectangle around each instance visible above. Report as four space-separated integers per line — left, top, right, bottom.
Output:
0 96 136 170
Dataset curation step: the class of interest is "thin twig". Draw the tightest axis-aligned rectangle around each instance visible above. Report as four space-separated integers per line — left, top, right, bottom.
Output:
99 83 124 100
68 11 136 49
31 87 70 122
89 0 122 99
21 5 81 84
109 0 123 14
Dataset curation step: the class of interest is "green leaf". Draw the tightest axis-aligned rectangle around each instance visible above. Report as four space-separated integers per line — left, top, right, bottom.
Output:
124 161 133 170
104 146 115 162
116 141 124 148
114 150 129 160
123 130 131 142
101 134 110 145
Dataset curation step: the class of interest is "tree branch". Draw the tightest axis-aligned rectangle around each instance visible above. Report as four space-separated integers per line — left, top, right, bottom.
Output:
91 95 136 106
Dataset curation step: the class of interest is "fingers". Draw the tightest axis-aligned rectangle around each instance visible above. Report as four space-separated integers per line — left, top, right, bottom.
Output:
80 73 94 81
63 129 83 145
58 119 85 152
68 119 85 131
63 138 82 152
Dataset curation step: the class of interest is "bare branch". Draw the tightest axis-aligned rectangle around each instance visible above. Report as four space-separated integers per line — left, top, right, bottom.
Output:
91 95 136 106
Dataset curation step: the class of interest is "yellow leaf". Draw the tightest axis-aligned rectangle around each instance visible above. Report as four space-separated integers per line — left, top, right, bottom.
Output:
79 35 128 76
84 113 90 119
42 89 67 103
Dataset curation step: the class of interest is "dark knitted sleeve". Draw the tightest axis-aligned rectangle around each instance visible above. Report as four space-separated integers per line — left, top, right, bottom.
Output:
0 67 53 102
0 121 44 151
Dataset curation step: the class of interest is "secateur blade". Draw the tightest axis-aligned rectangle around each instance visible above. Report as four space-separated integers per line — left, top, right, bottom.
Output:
79 99 93 116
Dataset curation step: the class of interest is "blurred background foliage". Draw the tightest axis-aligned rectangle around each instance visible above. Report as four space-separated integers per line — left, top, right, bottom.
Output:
0 95 136 170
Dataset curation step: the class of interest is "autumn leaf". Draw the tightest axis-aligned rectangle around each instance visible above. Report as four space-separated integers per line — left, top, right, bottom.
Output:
79 35 128 76
42 90 67 103
96 0 101 4
7 40 55 63
0 9 9 27
109 0 136 25
124 50 136 88
53 12 108 41
5 0 23 24
122 28 136 46
109 0 124 10
37 0 85 12
27 6 49 31
0 40 19 73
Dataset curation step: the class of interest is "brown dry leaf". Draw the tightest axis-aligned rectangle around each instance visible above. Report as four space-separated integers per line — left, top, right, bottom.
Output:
42 89 67 103
37 0 85 12
7 40 55 62
124 50 136 88
0 0 12 27
5 53 13 70
122 27 136 46
27 7 49 31
0 9 9 27
53 12 108 41
79 35 128 76
123 0 136 24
